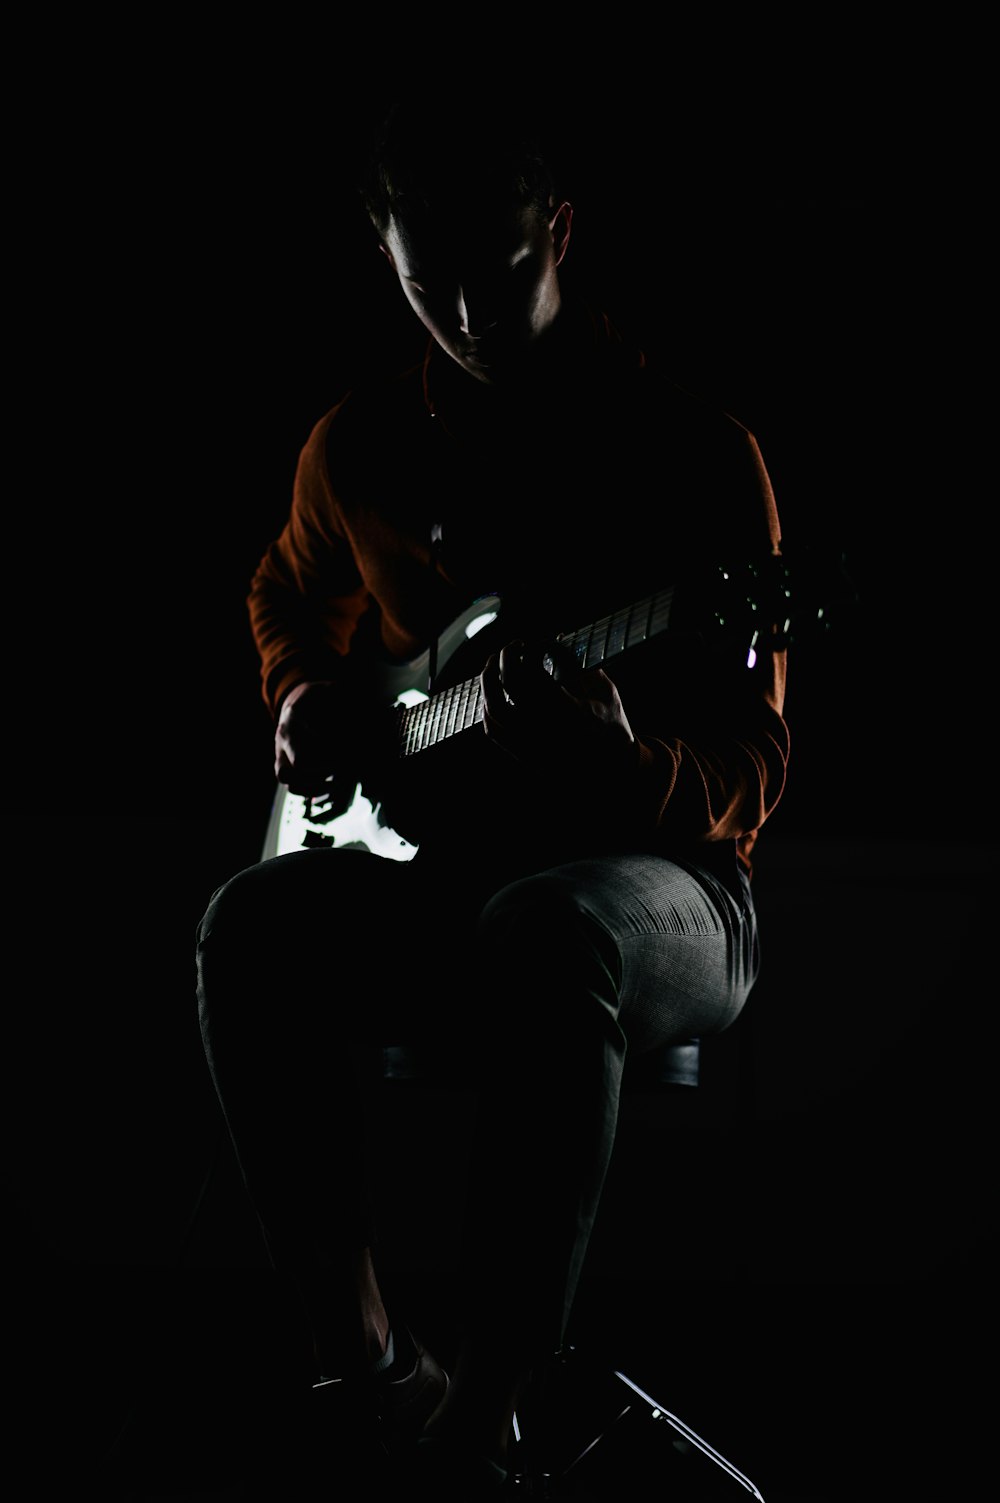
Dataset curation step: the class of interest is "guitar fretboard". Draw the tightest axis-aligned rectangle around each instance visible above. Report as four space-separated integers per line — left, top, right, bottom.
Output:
396 586 676 760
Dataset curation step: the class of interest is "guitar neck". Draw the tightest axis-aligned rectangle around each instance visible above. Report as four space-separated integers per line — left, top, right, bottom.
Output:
396 585 677 760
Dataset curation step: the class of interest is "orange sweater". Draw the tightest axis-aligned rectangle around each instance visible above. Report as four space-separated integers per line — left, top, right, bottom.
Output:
248 301 789 879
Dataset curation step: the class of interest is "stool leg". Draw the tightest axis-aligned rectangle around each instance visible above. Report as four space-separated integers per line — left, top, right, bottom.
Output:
507 1344 769 1499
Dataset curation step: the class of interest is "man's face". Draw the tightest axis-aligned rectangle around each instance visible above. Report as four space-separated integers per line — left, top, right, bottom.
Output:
379 199 572 385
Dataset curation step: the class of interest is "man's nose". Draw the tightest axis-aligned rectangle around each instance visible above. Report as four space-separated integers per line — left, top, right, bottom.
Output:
457 284 499 337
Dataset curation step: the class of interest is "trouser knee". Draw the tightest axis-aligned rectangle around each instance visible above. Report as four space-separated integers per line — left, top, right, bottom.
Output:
476 874 624 1045
195 859 297 1041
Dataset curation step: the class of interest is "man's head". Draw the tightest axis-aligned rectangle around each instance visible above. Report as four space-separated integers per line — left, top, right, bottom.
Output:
358 97 572 384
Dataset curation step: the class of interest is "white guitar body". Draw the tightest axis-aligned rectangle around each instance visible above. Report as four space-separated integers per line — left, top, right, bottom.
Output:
261 597 501 862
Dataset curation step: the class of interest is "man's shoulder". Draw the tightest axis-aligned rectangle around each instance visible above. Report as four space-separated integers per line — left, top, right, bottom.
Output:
315 359 428 437
610 354 758 450
587 310 751 434
302 358 431 479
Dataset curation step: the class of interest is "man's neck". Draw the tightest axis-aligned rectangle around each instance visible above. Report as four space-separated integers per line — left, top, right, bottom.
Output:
429 299 603 414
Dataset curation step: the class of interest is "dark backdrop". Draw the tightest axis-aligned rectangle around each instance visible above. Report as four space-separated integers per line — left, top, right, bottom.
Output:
13 52 992 1500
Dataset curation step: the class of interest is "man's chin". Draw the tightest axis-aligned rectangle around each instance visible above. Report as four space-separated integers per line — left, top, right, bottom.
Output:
459 359 498 384
454 344 526 385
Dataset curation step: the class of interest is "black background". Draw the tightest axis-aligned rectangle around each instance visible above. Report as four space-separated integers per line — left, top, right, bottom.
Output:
12 34 994 1501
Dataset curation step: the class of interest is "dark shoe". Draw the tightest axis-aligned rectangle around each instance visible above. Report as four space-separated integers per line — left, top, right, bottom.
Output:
312 1326 448 1455
374 1327 450 1448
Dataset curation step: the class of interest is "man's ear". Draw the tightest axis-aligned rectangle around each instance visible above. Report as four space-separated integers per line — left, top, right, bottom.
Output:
379 242 397 270
549 201 573 266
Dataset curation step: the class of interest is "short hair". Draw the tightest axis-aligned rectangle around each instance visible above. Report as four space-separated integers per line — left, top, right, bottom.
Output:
358 93 557 236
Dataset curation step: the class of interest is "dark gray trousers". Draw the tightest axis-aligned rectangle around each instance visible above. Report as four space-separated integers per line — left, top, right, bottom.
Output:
196 842 758 1359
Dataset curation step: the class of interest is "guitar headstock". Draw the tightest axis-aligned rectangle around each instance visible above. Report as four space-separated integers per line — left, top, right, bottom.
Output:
767 542 858 649
692 545 858 660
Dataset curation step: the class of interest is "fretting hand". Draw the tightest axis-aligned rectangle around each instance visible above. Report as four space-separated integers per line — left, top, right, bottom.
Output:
480 638 637 774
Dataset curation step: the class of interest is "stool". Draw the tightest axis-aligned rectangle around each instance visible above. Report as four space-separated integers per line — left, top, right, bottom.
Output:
369 1030 767 1499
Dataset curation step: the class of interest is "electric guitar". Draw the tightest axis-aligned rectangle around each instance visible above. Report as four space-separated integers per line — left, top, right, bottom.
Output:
261 548 847 863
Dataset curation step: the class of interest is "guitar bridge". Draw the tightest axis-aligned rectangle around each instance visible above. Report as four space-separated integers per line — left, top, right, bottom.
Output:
301 828 335 848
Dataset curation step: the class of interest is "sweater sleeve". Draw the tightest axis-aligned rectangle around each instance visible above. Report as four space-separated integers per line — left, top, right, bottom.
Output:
611 422 790 876
629 663 789 874
247 403 370 718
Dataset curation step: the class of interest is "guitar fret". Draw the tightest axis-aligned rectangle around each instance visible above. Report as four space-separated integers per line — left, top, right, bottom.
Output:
423 698 436 751
583 615 605 669
464 679 482 730
559 630 587 670
579 618 595 670
447 687 462 741
400 704 415 756
604 606 628 661
650 588 674 638
438 686 454 744
625 589 655 649
432 690 447 745
421 696 436 750
430 688 448 747
625 596 650 650
409 701 428 755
